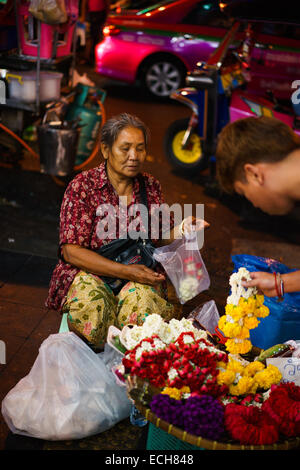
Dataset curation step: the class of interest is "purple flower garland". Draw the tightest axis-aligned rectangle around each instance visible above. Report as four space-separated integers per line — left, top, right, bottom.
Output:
150 394 225 440
183 395 224 440
150 394 184 428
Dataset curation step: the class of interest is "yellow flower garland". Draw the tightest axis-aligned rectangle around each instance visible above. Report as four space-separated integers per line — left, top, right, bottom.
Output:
218 295 270 355
217 358 282 396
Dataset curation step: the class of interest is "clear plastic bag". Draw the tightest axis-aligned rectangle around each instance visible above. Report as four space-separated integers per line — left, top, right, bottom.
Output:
188 300 220 334
153 230 210 304
1 333 131 440
29 0 68 24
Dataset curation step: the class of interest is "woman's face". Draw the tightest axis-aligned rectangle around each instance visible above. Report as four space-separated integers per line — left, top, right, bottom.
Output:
102 126 147 178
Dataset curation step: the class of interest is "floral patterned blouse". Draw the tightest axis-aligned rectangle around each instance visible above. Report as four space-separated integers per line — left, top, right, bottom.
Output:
45 162 173 311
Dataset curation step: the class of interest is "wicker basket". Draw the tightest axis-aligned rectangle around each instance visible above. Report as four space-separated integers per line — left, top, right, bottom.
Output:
135 401 300 451
147 423 203 450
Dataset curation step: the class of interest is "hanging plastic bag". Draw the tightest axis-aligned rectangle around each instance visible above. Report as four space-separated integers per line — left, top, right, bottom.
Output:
29 0 68 24
1 333 131 440
153 230 210 304
188 300 220 334
232 254 300 349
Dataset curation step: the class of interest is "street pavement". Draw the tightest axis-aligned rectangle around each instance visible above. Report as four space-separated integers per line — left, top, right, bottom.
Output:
1 65 300 450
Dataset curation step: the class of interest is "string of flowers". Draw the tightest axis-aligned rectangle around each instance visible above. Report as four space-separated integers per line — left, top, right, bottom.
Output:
150 393 225 440
122 332 229 395
216 357 282 396
120 314 208 351
224 403 279 445
262 382 300 437
224 382 300 445
149 382 300 446
218 268 270 354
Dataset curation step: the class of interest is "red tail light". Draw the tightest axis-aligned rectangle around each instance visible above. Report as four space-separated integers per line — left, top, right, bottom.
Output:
103 25 121 37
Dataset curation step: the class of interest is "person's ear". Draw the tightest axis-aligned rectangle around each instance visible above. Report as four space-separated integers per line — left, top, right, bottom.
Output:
244 163 264 185
100 143 109 160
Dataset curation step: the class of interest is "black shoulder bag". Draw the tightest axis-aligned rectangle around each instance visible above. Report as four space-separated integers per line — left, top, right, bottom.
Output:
96 174 157 294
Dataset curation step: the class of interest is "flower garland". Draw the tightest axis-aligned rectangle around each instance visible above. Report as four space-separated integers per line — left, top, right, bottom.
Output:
150 394 185 428
149 382 300 446
122 332 229 395
182 395 224 440
224 382 300 444
120 314 207 351
224 403 279 445
150 393 225 440
217 357 282 396
218 268 270 354
262 382 300 437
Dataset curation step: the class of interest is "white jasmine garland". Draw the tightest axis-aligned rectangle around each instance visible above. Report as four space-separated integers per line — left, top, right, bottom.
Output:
121 314 207 350
227 267 258 306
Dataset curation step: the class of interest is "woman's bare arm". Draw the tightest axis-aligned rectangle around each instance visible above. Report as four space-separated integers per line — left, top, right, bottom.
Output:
242 270 300 297
62 244 165 286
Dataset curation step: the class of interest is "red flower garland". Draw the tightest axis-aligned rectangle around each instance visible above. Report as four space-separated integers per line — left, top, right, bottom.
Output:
122 332 228 395
224 403 279 445
262 382 300 437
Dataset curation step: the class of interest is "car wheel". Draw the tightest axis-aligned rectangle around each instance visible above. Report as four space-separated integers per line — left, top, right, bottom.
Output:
142 58 185 98
164 118 209 173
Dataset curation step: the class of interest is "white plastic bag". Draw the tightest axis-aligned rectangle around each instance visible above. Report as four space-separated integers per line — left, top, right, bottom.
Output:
1 333 131 440
188 300 220 334
153 230 210 304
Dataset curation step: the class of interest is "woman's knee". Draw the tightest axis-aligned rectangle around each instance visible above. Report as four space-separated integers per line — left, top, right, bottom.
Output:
65 271 118 347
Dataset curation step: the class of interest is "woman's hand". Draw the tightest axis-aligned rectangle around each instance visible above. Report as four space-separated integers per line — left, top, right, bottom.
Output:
180 216 210 235
241 271 277 297
124 264 166 286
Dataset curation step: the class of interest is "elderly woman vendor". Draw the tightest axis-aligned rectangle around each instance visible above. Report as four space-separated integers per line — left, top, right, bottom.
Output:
46 113 205 350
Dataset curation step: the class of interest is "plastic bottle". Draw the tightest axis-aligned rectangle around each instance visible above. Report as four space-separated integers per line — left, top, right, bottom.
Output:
130 404 148 427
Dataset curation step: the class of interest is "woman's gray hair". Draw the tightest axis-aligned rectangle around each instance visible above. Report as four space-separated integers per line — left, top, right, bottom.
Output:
100 113 150 150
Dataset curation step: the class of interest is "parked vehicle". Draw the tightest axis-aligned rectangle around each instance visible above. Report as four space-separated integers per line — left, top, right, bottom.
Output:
95 0 300 99
164 20 300 173
96 0 234 98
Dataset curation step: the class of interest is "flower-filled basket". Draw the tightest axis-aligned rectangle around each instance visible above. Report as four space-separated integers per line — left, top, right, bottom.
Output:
109 268 300 450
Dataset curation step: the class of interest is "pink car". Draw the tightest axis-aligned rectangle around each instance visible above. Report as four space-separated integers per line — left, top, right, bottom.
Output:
96 0 300 99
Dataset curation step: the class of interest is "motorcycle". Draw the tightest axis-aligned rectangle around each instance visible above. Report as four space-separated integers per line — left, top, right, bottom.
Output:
164 21 300 174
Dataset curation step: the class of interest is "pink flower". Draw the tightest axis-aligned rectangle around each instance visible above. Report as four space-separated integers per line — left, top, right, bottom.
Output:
83 321 92 336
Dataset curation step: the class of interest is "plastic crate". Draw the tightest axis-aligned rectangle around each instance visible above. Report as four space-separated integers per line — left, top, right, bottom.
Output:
146 423 204 451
